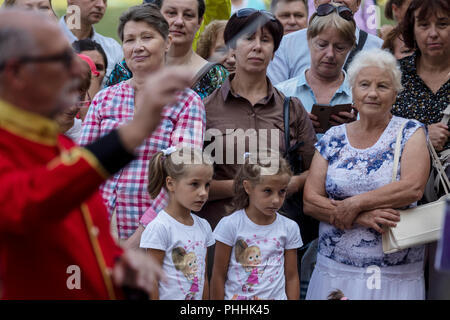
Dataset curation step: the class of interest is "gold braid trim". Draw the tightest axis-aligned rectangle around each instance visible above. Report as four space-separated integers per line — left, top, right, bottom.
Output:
80 204 116 300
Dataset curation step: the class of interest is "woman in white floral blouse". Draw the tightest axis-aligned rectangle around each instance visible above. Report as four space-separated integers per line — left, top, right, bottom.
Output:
303 49 430 300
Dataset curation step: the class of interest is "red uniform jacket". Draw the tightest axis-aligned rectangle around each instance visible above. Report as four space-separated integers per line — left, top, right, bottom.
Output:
0 100 124 299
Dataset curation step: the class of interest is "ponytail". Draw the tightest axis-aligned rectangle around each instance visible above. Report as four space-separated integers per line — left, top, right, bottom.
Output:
147 146 213 199
227 152 292 214
147 151 167 199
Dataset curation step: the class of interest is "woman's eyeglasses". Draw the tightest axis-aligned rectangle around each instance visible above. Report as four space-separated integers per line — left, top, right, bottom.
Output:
316 3 354 21
235 8 277 21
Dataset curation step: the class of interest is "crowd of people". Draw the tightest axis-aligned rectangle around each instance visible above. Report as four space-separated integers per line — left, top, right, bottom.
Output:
0 0 449 300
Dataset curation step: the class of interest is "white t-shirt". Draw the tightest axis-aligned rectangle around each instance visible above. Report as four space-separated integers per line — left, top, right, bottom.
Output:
213 209 303 300
140 210 215 300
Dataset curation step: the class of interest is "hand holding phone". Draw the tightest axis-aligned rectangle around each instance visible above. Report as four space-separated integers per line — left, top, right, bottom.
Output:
311 104 355 133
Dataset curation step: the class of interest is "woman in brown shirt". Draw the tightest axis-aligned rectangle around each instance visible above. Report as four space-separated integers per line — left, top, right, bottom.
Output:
197 9 317 230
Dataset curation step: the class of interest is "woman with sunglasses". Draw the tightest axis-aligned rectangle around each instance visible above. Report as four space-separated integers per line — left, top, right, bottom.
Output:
188 9 316 284
268 0 383 85
276 3 357 135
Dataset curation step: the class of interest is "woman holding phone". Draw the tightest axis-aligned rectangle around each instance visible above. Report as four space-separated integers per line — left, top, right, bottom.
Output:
276 3 357 134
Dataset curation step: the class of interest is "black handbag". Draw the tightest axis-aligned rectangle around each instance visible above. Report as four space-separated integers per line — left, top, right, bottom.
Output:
279 96 319 247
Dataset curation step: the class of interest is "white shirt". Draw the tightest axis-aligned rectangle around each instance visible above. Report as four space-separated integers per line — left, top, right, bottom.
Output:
267 27 383 85
213 209 303 300
140 210 215 300
65 118 82 141
59 16 123 86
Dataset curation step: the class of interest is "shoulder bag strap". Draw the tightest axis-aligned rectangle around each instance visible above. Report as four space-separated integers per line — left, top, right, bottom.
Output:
392 121 450 194
428 140 450 194
440 103 450 125
343 29 368 71
391 121 407 182
283 96 291 158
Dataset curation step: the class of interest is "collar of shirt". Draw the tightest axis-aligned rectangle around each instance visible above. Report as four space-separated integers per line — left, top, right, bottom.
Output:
0 99 59 146
220 74 276 106
59 16 96 42
296 69 351 101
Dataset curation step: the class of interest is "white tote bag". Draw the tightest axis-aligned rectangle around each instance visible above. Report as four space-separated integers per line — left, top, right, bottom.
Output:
382 123 450 254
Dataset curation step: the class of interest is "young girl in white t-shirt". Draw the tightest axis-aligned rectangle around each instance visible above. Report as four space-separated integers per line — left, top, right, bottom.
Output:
211 153 303 300
140 147 215 300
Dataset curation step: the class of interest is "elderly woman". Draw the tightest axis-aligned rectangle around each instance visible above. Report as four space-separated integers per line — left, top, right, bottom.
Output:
303 49 430 300
196 20 236 74
276 3 357 134
3 0 57 20
79 4 205 242
391 0 450 152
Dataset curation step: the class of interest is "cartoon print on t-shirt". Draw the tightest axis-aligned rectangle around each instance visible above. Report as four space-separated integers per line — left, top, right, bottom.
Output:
235 238 267 293
172 247 200 300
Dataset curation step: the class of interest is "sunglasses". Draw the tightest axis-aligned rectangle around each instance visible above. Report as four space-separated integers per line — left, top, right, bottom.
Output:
236 8 277 21
0 49 75 71
316 3 354 21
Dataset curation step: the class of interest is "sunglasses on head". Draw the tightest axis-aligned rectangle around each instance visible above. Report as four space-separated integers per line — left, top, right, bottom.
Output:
316 3 354 21
235 8 277 21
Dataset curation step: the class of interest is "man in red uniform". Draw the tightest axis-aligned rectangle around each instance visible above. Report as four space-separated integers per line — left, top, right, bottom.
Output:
0 9 192 299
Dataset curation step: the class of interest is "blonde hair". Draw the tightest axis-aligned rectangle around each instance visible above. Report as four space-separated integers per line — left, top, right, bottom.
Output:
227 152 292 214
307 3 356 47
147 147 212 199
196 20 228 60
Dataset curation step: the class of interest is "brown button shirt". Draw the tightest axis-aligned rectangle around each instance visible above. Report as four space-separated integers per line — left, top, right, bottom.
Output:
196 75 317 229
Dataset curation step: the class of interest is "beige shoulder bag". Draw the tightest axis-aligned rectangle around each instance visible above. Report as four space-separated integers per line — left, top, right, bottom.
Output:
382 121 449 254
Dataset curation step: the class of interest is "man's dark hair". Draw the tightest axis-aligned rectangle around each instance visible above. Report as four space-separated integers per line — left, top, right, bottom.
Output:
384 0 408 21
224 11 284 52
152 0 206 22
72 39 108 70
401 0 449 51
118 3 169 42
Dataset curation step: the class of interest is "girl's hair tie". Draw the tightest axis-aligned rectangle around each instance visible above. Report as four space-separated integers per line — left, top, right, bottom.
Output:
161 146 177 156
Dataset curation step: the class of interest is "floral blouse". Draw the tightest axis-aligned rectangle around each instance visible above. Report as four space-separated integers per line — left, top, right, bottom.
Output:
391 51 450 149
316 116 426 268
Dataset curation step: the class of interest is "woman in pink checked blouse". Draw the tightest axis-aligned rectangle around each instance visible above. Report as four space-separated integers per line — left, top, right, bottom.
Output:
79 4 205 242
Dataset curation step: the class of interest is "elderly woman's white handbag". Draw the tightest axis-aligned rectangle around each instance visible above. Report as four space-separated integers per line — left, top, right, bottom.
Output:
382 122 450 254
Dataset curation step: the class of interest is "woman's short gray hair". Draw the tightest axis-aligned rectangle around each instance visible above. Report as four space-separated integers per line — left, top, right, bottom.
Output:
347 48 403 93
